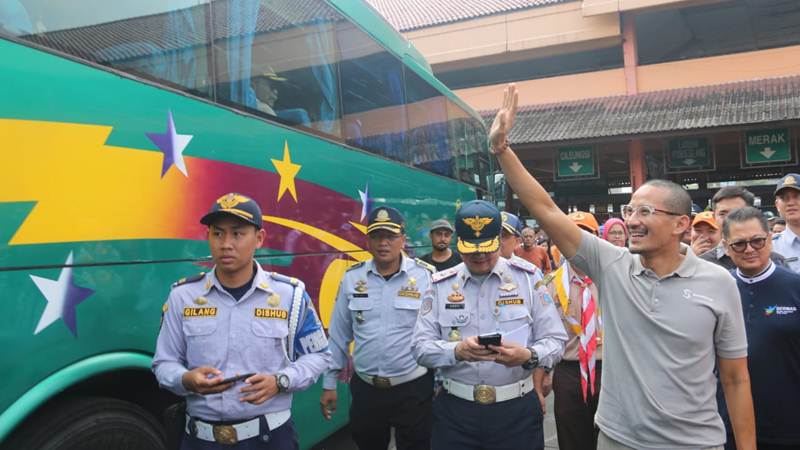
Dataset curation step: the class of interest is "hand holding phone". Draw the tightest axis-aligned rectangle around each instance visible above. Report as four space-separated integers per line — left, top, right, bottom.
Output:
217 372 256 385
477 332 502 348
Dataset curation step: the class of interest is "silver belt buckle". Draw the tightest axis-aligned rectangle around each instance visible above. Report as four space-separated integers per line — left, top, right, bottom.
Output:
473 384 496 405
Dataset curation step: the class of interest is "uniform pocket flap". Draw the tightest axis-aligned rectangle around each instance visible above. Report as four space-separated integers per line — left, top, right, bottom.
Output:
347 296 374 311
182 320 217 336
252 320 289 338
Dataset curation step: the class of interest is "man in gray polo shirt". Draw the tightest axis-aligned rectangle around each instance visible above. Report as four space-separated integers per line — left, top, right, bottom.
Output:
489 84 756 450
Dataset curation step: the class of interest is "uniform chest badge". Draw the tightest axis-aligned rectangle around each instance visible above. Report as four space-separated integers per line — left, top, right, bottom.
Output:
259 281 269 289
398 277 421 299
267 293 281 307
194 296 208 305
499 275 517 292
204 279 212 291
455 314 469 324
355 311 365 324
355 280 368 293
448 282 464 302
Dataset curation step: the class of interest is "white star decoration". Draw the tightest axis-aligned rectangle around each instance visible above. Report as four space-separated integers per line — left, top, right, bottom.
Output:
31 252 94 337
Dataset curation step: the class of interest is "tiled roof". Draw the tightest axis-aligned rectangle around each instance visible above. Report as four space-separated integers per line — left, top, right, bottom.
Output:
366 0 571 32
482 76 800 145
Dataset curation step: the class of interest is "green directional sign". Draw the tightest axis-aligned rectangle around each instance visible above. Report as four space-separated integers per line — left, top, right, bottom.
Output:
667 137 712 171
745 129 792 164
557 146 595 178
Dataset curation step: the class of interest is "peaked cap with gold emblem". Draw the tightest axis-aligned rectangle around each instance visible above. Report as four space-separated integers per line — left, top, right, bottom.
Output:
455 200 501 254
366 206 405 234
200 193 263 229
775 173 800 196
501 211 524 237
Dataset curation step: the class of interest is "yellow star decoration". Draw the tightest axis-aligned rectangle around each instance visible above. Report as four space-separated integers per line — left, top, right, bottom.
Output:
271 140 302 202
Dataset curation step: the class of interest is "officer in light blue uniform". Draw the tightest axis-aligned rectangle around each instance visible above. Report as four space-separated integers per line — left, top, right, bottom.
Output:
500 211 544 285
153 193 330 449
773 173 800 273
412 200 567 450
321 206 435 450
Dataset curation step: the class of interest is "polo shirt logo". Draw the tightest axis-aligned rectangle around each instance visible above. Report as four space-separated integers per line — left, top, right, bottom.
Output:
764 305 797 317
682 289 714 302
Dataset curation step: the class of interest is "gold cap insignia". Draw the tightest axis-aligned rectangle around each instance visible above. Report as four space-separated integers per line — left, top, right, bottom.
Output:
375 209 390 222
784 175 796 186
194 296 208 305
217 193 251 209
572 212 585 220
463 216 493 237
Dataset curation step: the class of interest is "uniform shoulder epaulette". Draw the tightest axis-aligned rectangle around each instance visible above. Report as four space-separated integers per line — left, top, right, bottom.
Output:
508 258 537 274
270 272 304 288
534 271 557 289
171 272 206 288
414 258 436 273
432 265 459 283
345 261 365 272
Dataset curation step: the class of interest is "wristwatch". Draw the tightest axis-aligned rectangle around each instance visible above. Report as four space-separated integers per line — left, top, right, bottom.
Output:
521 347 539 370
275 373 290 393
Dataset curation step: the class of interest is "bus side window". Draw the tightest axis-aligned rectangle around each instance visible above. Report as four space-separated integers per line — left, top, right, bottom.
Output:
2 1 213 99
211 0 342 136
337 21 408 163
405 67 452 177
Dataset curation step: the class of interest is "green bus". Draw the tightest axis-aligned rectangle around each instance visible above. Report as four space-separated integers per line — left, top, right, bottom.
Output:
0 1 491 448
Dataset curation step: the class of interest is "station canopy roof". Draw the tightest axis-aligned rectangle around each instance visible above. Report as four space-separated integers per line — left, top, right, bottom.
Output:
366 0 569 32
482 75 800 145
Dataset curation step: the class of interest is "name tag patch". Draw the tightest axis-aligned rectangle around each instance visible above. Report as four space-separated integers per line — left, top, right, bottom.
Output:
254 308 288 319
498 292 520 298
183 307 217 318
445 303 465 309
496 298 524 306
397 290 421 299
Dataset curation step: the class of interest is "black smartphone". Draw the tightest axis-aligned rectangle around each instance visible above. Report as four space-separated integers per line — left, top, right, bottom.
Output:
477 332 502 348
218 372 255 385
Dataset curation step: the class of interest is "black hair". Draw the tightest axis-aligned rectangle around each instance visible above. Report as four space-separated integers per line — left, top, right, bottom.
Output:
711 187 755 211
722 206 768 238
641 179 691 215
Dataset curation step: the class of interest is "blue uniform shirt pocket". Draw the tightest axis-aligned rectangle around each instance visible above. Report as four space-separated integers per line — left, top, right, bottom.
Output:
183 319 219 367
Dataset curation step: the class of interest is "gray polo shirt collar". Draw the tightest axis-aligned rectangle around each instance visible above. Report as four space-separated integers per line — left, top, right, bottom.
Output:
631 244 698 279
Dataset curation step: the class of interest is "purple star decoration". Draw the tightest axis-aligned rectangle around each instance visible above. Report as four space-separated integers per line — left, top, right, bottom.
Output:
146 110 193 178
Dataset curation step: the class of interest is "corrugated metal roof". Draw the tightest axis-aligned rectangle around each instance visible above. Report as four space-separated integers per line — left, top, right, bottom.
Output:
366 0 572 32
482 76 800 144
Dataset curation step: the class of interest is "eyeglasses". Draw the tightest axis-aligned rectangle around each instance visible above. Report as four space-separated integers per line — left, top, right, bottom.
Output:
621 204 682 219
727 236 768 253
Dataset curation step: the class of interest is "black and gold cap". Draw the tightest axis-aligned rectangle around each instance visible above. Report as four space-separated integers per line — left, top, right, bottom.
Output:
455 200 501 254
200 193 263 229
366 206 405 234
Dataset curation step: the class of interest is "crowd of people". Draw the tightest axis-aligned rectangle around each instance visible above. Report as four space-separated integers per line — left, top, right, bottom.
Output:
150 84 799 450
